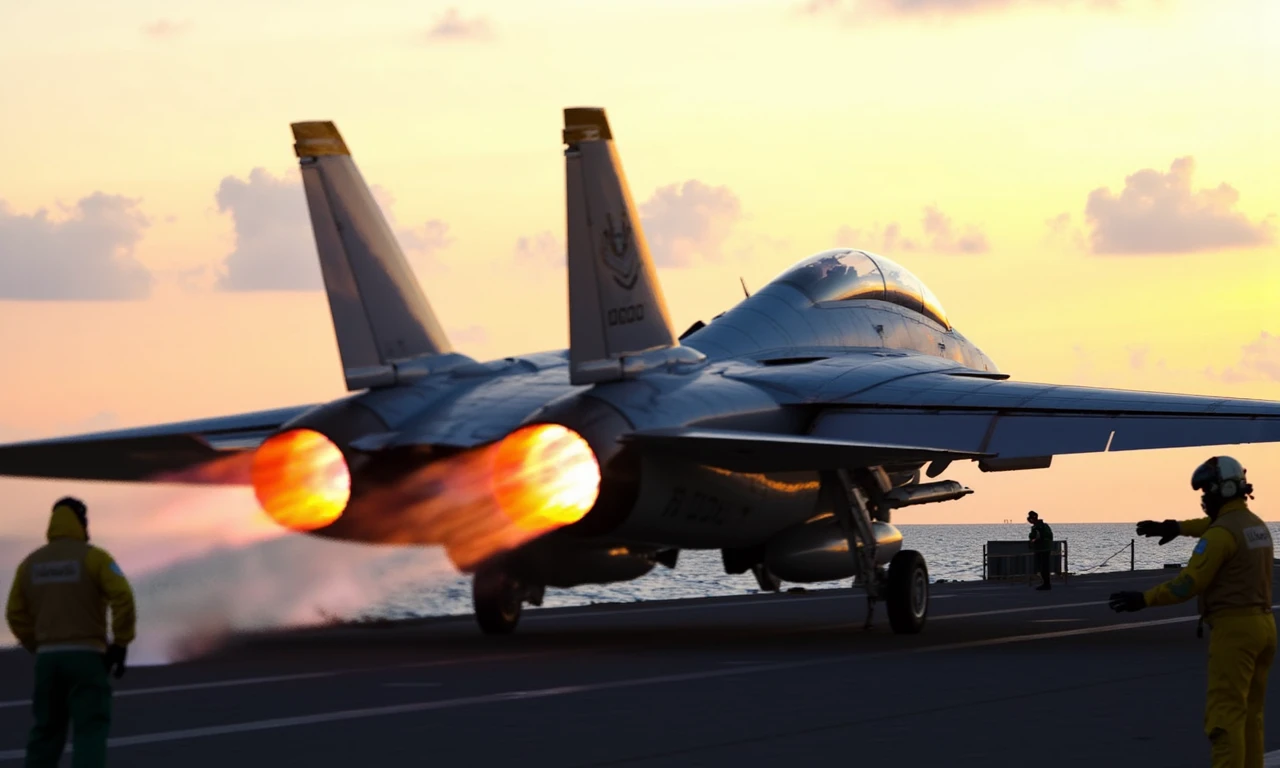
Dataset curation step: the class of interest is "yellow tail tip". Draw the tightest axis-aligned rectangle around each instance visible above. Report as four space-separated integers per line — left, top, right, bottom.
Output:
291 121 350 158
563 107 611 145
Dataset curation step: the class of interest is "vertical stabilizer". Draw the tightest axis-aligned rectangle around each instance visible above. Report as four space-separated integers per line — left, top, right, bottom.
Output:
564 107 699 385
292 121 462 390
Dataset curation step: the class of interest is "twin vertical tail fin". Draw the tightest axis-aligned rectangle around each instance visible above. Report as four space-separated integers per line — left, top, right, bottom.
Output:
292 122 467 390
563 108 702 385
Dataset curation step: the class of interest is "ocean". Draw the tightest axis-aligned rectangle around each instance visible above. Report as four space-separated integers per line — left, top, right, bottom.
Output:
303 522 1258 619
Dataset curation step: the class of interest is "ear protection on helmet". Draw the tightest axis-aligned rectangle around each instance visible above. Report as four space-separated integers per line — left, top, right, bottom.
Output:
1222 477 1238 498
1191 456 1251 501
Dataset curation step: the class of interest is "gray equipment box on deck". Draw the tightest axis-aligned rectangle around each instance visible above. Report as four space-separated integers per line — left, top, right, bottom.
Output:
984 540 1066 580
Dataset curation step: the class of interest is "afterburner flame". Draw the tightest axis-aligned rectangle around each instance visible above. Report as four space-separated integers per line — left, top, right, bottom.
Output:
251 429 351 531
330 422 601 572
490 424 601 530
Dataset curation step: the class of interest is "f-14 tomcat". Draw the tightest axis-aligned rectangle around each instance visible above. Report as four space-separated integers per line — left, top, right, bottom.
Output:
5 108 1280 636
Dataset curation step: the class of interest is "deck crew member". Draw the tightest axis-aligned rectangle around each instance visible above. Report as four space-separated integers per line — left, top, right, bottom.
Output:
5 497 136 768
1027 511 1053 590
1113 457 1275 768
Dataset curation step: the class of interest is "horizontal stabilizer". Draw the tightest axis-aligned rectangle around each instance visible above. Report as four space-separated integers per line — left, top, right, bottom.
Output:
0 404 314 484
620 428 990 473
293 121 466 390
0 435 247 484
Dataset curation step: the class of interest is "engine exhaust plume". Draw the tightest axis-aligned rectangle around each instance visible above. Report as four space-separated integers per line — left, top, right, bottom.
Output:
344 424 601 571
251 429 351 532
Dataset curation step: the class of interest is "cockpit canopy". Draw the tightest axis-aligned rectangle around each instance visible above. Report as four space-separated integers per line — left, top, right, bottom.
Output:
772 249 950 329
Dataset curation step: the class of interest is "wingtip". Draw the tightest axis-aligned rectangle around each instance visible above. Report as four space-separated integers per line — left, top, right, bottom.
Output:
563 107 612 145
291 121 350 158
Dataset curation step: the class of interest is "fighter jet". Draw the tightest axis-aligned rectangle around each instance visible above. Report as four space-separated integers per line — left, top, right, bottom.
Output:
4 107 1280 636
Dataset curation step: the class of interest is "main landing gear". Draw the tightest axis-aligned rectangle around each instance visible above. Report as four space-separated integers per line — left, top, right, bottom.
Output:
472 565 545 635
751 563 782 592
822 469 929 634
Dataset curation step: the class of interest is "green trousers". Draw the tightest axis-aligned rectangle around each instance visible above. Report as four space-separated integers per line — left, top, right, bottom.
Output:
25 651 112 768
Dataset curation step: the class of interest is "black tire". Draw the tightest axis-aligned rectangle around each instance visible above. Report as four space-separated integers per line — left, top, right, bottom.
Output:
473 567 522 635
886 549 929 634
751 563 782 592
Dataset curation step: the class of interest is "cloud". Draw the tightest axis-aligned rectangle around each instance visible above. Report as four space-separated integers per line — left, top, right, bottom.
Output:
1215 332 1280 383
214 168 318 291
513 231 565 270
835 205 990 255
141 19 190 39
424 8 494 41
1084 157 1275 255
0 193 153 300
639 180 743 268
1125 343 1172 375
513 181 743 270
1044 212 1087 250
799 0 1128 20
371 185 454 262
836 222 918 254
214 168 450 291
921 205 990 253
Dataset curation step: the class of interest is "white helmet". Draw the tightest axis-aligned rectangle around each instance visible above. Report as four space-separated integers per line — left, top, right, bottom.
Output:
1191 456 1252 501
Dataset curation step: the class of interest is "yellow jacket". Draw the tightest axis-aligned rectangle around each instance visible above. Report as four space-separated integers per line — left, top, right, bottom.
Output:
5 506 137 653
1144 500 1273 621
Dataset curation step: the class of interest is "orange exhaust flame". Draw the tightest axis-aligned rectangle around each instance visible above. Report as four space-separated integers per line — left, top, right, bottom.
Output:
490 424 602 532
250 429 351 532
334 423 601 572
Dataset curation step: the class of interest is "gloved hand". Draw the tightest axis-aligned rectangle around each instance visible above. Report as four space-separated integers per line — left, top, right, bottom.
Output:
103 644 127 679
1109 591 1146 613
1136 519 1180 545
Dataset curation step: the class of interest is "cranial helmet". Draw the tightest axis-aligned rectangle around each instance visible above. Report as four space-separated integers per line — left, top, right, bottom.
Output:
1191 456 1253 515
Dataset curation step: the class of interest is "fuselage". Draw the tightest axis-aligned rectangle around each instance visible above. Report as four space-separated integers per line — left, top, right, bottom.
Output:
287 249 995 585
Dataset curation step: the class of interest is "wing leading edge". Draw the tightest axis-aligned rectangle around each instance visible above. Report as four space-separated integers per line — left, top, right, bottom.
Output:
804 372 1280 467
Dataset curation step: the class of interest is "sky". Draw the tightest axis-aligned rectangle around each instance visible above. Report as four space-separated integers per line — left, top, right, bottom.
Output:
0 0 1278 557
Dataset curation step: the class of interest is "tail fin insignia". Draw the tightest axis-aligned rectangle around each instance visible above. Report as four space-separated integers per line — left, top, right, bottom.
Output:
601 212 640 290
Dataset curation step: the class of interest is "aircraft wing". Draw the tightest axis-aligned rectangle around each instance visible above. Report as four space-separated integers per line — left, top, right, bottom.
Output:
800 366 1280 468
711 352 1280 470
620 428 989 473
0 404 316 484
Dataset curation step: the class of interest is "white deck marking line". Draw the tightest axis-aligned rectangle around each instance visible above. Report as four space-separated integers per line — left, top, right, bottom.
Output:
0 608 1241 759
0 672 338 710
0 651 549 710
907 603 1280 656
933 600 1103 621
0 664 830 760
525 594 956 621
778 600 1111 635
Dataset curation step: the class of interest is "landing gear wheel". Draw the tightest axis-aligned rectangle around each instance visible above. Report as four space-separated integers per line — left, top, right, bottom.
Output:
473 567 523 635
750 563 782 592
886 549 928 635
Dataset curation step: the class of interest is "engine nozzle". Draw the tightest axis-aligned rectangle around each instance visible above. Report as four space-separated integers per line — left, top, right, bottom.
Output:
251 428 352 532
